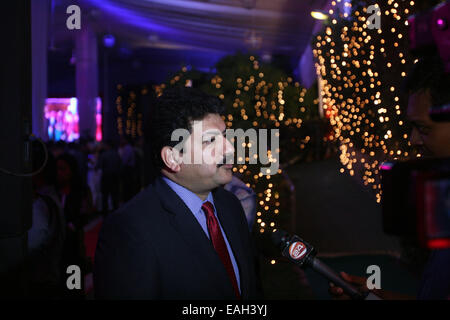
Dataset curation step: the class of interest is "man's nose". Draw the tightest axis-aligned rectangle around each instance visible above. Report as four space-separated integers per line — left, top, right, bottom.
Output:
223 136 235 156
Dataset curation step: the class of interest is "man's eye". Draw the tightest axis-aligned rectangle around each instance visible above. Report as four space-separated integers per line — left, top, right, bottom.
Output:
203 137 215 144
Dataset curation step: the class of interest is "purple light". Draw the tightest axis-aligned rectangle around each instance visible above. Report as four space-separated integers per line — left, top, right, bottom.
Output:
436 18 447 29
103 34 116 48
44 97 103 142
85 0 174 33
96 98 102 141
380 162 394 171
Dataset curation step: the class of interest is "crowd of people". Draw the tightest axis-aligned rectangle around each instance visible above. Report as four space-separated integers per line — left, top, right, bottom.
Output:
27 136 145 298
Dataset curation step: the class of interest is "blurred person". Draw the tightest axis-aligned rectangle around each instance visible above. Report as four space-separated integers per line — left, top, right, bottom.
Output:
56 153 95 298
27 140 65 298
96 140 121 215
68 141 88 187
94 88 262 299
329 54 450 300
86 141 102 211
224 175 257 231
404 54 450 300
134 137 145 191
34 143 63 210
56 153 95 228
119 136 138 202
51 140 67 158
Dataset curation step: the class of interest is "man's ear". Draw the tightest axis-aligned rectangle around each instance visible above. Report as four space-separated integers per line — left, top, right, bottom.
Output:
161 146 181 172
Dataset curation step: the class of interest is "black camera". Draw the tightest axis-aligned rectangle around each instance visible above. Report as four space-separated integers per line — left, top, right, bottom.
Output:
381 1 450 248
381 158 450 249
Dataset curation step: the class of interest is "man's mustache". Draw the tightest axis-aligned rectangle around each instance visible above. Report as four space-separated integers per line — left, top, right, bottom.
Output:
216 154 234 167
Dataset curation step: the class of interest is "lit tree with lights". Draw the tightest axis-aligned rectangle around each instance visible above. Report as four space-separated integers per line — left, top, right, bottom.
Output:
157 53 322 234
313 0 422 202
116 84 148 140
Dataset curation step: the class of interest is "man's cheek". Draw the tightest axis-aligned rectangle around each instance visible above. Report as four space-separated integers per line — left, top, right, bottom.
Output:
203 144 220 165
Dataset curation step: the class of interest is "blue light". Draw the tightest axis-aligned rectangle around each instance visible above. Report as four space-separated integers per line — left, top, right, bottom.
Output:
85 0 174 33
103 34 116 48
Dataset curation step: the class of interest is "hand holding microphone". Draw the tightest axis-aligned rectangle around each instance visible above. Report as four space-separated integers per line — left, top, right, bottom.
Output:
329 272 372 300
271 229 382 300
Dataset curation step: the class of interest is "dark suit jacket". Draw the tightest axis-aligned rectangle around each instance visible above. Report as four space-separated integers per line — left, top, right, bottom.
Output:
94 176 262 299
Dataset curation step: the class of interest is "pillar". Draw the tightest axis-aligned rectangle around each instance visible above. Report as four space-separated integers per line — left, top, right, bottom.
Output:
76 24 98 140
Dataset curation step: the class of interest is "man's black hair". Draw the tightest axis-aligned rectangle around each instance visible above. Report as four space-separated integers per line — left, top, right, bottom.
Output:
403 53 450 107
147 87 225 170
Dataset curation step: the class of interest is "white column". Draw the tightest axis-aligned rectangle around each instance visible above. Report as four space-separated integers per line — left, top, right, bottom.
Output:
76 24 98 140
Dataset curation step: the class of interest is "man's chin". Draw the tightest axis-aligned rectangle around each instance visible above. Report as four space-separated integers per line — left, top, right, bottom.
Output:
217 166 233 185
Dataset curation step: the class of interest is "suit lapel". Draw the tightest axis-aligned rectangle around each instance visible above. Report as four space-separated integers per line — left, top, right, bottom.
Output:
153 177 237 298
213 189 251 299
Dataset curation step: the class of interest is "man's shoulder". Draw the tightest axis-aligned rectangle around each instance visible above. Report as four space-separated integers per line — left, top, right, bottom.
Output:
213 186 247 220
100 182 164 242
214 185 241 204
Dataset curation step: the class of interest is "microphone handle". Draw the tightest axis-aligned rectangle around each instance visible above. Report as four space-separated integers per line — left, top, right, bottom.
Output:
309 257 368 300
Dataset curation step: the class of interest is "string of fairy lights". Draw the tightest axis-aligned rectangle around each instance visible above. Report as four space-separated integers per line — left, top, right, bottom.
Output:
215 57 300 235
313 0 417 203
116 84 145 138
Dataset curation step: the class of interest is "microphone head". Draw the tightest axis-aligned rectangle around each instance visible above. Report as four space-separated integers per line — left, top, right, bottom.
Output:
271 229 290 250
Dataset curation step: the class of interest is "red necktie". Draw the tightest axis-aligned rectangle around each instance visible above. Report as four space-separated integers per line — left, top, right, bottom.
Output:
201 201 241 299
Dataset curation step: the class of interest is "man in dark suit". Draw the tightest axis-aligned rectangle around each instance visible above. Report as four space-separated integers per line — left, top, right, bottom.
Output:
94 88 262 299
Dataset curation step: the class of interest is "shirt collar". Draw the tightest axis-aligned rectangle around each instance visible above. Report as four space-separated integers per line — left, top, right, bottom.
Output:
162 176 216 217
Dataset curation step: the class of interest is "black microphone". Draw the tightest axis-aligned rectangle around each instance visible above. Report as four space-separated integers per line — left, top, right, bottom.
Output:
271 229 382 300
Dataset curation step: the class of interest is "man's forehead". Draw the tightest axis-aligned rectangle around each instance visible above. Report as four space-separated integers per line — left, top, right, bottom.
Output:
193 113 226 133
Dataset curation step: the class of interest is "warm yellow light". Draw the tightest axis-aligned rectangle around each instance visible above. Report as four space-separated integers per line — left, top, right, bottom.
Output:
311 11 328 20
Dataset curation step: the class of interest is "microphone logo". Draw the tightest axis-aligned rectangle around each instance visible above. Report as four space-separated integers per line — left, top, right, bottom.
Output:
288 241 307 260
